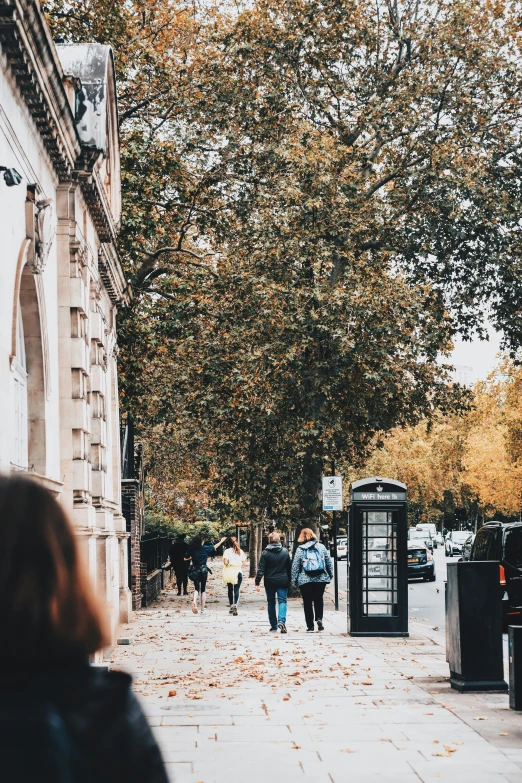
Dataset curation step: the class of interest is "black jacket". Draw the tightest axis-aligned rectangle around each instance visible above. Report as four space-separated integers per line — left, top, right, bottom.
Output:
169 538 188 567
0 661 168 783
255 543 291 588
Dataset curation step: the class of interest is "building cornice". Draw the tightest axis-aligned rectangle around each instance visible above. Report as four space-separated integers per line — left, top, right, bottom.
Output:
0 0 130 306
99 242 130 307
0 0 80 176
75 164 117 244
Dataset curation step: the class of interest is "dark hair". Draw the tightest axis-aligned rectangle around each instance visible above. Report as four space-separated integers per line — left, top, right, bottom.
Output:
226 536 240 555
0 475 108 661
190 534 204 548
177 533 186 539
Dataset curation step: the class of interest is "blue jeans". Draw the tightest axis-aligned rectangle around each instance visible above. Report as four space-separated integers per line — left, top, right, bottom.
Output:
265 586 288 628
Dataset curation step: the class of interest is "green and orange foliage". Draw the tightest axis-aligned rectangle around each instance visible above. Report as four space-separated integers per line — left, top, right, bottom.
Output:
357 362 522 522
351 412 468 523
42 1 522 522
461 370 522 518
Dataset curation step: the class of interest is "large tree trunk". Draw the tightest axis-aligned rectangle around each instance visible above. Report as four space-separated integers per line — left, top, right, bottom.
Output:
249 523 262 577
256 523 263 566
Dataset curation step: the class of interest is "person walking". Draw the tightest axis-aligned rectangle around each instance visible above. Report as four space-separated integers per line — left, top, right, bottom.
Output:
185 534 227 614
255 531 291 633
169 533 189 595
0 474 168 783
222 536 247 615
291 528 334 632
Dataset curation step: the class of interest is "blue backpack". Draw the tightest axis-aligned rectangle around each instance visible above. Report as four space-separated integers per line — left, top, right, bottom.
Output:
301 543 326 575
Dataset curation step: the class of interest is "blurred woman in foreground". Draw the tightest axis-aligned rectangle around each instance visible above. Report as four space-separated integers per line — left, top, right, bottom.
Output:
0 475 168 783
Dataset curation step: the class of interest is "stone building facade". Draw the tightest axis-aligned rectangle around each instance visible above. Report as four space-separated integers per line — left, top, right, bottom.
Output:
0 0 131 637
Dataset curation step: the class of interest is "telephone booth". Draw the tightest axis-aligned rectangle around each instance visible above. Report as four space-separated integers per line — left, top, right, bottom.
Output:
347 477 408 637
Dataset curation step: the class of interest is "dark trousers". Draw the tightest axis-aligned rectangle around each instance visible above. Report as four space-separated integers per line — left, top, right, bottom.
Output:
174 563 188 594
227 572 243 605
193 571 208 593
300 582 326 628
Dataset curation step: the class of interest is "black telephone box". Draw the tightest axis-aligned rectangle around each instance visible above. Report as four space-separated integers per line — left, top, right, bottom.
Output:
347 477 408 637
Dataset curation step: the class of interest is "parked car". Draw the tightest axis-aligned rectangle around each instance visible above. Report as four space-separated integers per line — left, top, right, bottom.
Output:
460 533 475 561
469 521 522 629
407 540 436 582
336 537 348 560
445 530 472 557
416 524 439 548
408 528 434 552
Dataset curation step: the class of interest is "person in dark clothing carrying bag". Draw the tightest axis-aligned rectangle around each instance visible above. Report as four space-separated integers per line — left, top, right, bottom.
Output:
0 474 168 783
291 528 334 632
255 531 292 633
169 533 189 595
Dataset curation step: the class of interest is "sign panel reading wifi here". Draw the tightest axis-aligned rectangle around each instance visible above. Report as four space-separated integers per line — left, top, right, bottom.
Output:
322 476 343 511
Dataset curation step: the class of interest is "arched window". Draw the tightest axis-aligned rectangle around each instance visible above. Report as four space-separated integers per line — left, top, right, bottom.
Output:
12 305 28 470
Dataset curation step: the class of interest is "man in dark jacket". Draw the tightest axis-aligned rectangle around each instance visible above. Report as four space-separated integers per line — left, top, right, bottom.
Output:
255 531 291 633
169 534 189 596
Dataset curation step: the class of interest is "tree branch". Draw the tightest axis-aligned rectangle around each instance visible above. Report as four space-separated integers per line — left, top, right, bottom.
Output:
134 247 218 287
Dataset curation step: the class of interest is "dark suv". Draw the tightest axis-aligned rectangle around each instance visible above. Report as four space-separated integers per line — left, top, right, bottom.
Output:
469 522 522 629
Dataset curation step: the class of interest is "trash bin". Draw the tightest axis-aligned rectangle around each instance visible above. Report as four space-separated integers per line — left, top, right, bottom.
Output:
509 625 522 710
447 561 507 692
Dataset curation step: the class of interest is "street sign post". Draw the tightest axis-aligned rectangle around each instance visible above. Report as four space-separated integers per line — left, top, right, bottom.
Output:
323 474 343 611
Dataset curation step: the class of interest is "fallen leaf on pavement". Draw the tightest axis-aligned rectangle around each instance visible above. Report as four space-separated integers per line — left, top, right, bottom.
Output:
168 690 177 697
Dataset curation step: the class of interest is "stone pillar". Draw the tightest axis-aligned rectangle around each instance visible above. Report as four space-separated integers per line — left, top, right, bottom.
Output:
56 183 95 529
57 182 131 636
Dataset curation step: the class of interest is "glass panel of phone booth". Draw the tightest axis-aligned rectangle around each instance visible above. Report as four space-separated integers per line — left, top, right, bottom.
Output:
361 510 398 616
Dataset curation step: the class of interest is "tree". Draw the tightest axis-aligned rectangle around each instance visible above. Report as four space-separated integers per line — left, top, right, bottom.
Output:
358 365 522 525
42 0 522 526
462 374 522 519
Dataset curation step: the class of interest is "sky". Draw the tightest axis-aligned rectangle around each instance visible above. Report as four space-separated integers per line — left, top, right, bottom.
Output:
451 328 503 381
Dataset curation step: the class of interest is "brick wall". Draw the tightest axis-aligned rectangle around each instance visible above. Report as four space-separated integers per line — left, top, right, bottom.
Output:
140 566 174 607
121 478 143 610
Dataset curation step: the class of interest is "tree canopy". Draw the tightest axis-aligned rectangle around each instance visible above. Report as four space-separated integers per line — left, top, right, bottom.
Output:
42 0 522 525
363 362 522 526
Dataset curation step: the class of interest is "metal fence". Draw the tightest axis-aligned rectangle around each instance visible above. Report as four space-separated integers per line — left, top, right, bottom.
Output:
140 534 171 575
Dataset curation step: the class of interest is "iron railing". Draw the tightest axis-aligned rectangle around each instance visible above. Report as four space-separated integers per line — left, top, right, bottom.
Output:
140 534 171 575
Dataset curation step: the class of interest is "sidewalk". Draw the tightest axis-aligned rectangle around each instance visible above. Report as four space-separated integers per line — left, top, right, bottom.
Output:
109 570 522 783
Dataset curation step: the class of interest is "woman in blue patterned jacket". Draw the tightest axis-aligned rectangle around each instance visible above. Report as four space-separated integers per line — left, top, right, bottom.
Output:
291 528 334 632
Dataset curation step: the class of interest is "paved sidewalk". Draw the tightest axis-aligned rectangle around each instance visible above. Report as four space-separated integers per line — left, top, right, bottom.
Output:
109 571 522 783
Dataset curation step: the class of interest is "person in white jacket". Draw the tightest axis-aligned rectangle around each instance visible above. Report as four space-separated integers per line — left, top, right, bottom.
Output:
222 536 247 615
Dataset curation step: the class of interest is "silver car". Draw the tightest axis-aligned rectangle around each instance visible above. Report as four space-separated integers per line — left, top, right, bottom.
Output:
445 530 472 557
